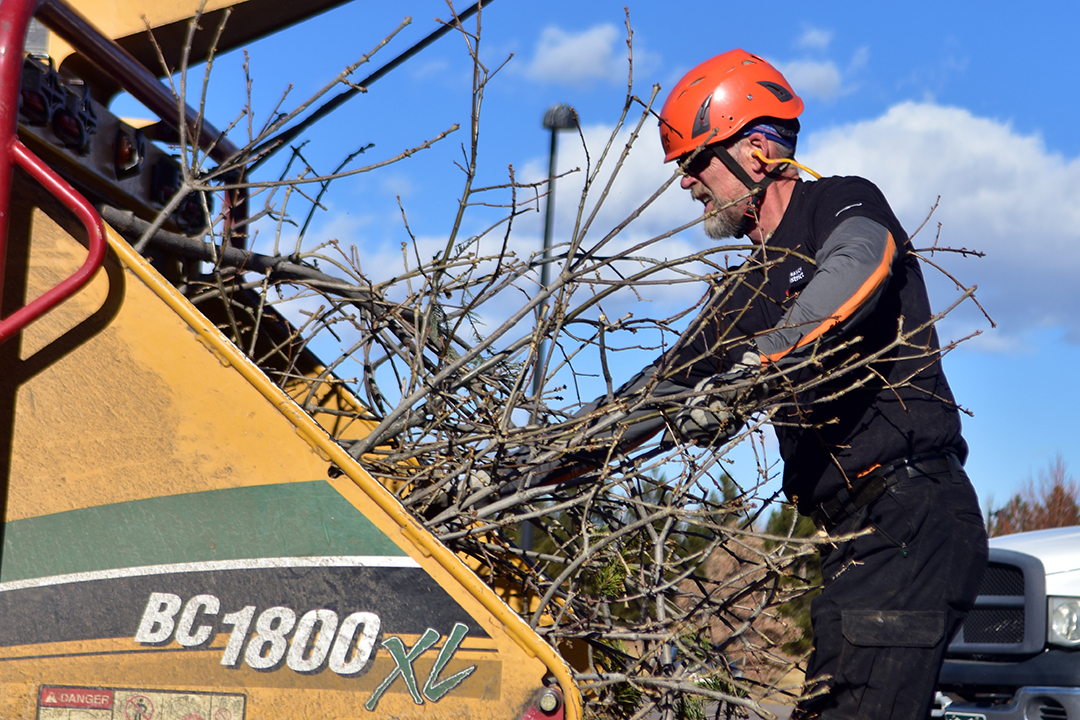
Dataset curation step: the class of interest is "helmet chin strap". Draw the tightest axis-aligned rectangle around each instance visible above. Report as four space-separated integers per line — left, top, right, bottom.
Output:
709 145 783 239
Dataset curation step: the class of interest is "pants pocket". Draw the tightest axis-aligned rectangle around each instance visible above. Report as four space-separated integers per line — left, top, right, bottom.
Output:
842 609 944 648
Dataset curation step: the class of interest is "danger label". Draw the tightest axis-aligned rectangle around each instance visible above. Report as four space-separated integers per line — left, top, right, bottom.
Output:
40 688 114 710
37 688 243 720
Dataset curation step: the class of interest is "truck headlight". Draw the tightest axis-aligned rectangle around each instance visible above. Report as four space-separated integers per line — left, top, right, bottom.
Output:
1049 597 1080 645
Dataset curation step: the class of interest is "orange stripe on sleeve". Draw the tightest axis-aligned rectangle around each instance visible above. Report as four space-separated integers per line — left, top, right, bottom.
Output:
762 232 898 364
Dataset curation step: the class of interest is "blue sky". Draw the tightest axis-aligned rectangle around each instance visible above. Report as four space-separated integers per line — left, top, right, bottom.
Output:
128 0 1080 511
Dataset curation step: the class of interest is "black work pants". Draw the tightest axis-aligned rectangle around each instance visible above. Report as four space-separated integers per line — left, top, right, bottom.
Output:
795 459 988 719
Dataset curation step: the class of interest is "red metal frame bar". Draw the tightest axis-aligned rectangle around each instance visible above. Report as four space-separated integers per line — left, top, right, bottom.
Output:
0 0 107 344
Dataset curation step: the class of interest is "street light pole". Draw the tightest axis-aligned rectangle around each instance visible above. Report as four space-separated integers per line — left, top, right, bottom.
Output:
532 104 578 406
522 104 576 554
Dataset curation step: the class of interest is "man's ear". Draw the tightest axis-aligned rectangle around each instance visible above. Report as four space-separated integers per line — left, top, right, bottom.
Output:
743 133 771 174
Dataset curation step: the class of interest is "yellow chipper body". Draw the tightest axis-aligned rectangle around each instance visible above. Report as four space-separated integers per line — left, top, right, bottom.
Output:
0 0 581 718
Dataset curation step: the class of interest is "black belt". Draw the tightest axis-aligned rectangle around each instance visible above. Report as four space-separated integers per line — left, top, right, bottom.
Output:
812 451 959 531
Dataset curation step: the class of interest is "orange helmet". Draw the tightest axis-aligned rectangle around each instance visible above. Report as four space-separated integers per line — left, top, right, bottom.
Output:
659 49 803 162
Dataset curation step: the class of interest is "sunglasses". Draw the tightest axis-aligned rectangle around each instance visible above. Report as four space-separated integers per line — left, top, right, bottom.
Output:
678 147 716 176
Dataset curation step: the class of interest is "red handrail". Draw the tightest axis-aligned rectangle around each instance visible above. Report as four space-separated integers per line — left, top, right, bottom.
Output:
0 0 107 345
0 141 108 343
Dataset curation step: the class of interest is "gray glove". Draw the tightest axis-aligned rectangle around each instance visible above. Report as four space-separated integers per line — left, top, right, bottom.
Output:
672 376 742 444
671 351 764 445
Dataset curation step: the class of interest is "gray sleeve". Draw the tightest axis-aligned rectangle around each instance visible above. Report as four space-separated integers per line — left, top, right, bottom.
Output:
567 364 694 449
504 365 693 492
755 216 898 361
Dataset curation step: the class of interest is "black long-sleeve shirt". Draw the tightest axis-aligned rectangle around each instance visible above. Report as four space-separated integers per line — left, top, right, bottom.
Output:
538 176 966 514
654 176 967 511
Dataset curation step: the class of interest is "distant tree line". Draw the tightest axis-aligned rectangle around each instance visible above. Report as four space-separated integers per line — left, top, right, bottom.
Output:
989 455 1079 537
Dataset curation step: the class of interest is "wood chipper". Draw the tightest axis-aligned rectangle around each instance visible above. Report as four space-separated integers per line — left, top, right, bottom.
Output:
0 0 582 718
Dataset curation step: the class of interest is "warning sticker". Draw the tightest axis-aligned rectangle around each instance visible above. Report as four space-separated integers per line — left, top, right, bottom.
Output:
37 688 244 720
39 688 114 710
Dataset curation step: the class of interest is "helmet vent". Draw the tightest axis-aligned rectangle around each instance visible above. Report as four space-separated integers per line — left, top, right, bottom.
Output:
691 95 712 138
757 80 794 103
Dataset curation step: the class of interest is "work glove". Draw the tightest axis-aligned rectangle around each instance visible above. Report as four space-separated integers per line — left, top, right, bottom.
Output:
671 351 766 445
727 349 764 379
671 376 742 444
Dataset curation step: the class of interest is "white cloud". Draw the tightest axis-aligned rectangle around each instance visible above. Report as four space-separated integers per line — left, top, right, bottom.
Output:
513 122 708 278
797 27 833 51
510 102 1080 356
409 59 450 81
771 42 869 102
799 101 1080 348
253 123 712 407
848 46 870 73
496 122 758 356
523 24 629 86
773 59 844 101
379 173 414 198
293 102 1080 360
282 100 1080 402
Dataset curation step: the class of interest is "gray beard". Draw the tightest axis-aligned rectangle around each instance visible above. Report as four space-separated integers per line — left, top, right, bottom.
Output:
703 200 747 240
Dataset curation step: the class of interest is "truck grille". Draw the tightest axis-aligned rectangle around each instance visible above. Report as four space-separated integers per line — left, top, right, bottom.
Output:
959 562 1027 644
963 607 1025 643
979 562 1025 596
948 548 1046 656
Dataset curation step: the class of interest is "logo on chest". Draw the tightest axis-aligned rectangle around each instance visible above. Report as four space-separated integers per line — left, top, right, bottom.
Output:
789 267 806 286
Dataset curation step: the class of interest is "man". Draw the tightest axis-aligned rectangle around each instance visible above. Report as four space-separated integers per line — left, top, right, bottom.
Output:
509 50 988 719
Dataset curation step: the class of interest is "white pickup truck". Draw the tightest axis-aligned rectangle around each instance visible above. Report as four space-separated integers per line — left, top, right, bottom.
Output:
937 526 1080 720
